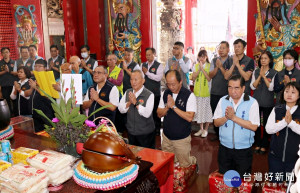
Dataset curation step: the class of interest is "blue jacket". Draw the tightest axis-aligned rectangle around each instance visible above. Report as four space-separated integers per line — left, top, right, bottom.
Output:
219 94 256 149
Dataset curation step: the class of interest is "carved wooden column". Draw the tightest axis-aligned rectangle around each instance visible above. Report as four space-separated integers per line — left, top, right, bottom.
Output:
159 0 184 64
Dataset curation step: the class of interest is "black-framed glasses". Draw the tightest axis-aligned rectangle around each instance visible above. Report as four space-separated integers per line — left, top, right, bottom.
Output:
92 71 105 75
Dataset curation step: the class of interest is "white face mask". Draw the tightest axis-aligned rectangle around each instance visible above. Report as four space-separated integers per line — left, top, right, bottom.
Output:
284 59 294 67
81 52 88 59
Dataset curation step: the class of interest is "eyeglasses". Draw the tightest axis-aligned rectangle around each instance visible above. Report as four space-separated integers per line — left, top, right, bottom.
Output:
92 71 105 75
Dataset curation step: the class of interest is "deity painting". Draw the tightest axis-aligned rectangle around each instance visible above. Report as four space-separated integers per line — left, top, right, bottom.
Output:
255 0 300 71
14 5 39 48
108 0 142 63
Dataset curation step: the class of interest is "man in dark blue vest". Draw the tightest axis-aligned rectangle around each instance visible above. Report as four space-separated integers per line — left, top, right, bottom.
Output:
157 70 197 168
27 59 54 132
13 46 34 72
82 66 119 124
0 47 17 116
142 48 163 136
118 70 155 148
80 45 98 75
119 48 140 94
48 45 65 80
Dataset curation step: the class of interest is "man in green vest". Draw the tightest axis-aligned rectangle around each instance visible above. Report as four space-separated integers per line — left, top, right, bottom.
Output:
107 54 124 96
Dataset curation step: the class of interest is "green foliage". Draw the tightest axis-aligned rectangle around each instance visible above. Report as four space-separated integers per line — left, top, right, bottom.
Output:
33 77 112 147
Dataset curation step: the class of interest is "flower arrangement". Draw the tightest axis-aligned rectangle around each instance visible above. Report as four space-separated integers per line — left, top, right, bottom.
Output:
34 78 110 150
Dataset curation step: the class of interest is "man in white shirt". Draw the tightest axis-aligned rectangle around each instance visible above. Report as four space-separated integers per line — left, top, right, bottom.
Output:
80 45 98 75
29 45 43 70
118 70 155 148
164 41 191 89
213 74 260 176
14 46 34 72
142 47 163 135
119 48 140 93
157 70 197 168
82 65 119 124
48 45 65 80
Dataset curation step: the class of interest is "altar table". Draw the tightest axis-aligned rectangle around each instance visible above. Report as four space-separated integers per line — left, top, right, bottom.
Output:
8 116 174 193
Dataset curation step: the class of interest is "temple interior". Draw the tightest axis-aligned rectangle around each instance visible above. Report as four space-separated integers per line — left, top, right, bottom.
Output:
0 0 300 193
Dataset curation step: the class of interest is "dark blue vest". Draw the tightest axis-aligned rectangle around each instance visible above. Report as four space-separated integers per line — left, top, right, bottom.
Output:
163 86 192 140
142 61 161 96
48 55 64 80
15 81 31 116
120 61 138 93
271 104 300 163
88 81 116 124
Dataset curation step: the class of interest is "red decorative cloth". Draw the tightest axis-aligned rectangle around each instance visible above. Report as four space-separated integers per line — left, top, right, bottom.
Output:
262 182 287 193
208 171 254 193
173 164 197 193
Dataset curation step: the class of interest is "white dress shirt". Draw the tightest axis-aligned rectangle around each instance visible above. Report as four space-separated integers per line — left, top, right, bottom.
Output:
83 83 119 107
84 57 98 71
144 60 163 82
213 93 260 126
118 86 154 118
164 57 191 73
14 59 29 71
10 79 30 100
158 90 197 113
266 105 300 135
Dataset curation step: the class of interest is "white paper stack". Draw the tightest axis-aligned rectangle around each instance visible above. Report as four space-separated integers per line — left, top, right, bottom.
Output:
27 150 75 186
0 163 49 193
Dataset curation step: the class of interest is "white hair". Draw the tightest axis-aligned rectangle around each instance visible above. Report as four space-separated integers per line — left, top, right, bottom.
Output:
132 69 144 79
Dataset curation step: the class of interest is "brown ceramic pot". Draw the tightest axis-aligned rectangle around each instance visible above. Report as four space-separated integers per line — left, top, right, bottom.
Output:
0 99 10 131
82 132 138 173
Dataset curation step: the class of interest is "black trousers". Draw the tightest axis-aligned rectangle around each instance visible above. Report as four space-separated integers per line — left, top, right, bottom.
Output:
210 94 223 137
268 153 295 183
218 144 253 177
1 86 15 117
255 106 273 148
128 130 156 149
115 109 127 134
153 95 161 131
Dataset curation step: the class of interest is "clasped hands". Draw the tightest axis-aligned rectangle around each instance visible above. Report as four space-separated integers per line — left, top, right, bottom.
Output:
128 91 137 106
89 88 100 102
285 109 292 124
14 81 21 92
166 95 175 109
225 106 236 121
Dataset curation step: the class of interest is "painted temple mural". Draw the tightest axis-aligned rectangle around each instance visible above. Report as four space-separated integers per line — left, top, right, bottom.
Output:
255 0 300 71
108 0 142 63
14 4 39 48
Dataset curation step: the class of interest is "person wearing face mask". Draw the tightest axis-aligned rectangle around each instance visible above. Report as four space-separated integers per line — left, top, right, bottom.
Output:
274 49 300 104
80 45 98 75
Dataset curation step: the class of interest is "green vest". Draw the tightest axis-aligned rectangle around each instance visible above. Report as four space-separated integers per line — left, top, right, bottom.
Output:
107 66 123 95
194 62 210 97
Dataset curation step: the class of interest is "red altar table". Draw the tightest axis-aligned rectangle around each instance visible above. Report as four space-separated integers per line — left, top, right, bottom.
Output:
130 146 175 193
8 116 173 193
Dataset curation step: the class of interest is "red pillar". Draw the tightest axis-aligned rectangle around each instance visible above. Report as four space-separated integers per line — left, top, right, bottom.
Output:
185 0 193 51
247 0 257 58
85 0 106 65
140 0 152 62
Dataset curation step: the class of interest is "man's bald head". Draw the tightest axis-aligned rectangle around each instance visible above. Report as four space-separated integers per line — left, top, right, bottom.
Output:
69 56 80 64
69 56 81 71
61 63 72 74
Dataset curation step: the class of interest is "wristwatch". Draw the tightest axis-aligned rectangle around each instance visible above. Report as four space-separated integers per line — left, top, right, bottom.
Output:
172 105 177 110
